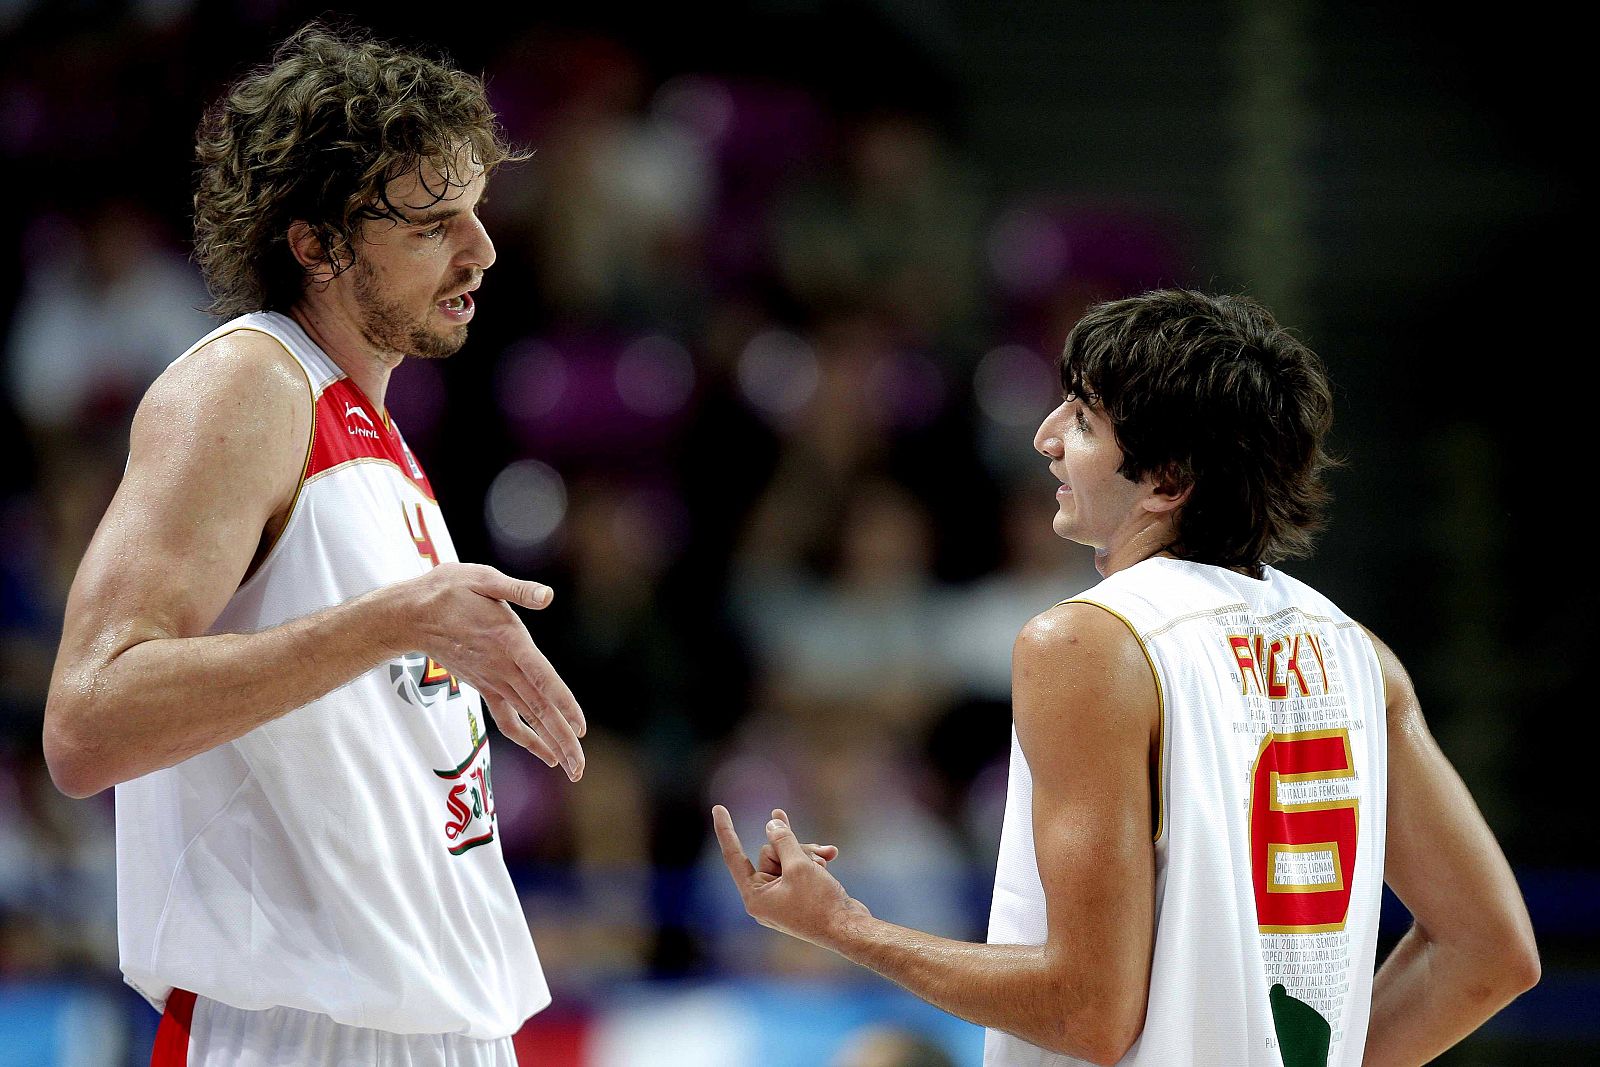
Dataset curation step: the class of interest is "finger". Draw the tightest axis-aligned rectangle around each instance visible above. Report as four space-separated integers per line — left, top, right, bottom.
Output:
712 805 757 886
518 717 570 775
516 644 588 739
765 815 809 869
760 846 830 873
501 662 586 780
759 811 790 875
487 694 560 770
475 566 555 610
479 689 559 769
812 844 839 862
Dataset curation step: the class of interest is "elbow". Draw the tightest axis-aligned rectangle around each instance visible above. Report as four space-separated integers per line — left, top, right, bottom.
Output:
43 698 110 799
1046 1000 1145 1065
1438 918 1541 1009
1082 1017 1144 1066
1475 918 1541 1002
1501 931 1541 998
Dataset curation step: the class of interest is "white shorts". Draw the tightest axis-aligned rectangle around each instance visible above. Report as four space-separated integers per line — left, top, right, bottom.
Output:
151 990 520 1067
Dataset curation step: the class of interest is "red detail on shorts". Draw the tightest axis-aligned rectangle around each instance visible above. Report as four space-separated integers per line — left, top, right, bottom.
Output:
150 988 198 1066
307 378 434 497
514 1011 590 1065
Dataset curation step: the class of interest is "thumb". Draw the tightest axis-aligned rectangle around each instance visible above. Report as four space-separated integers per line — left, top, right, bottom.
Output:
765 816 808 869
481 569 554 609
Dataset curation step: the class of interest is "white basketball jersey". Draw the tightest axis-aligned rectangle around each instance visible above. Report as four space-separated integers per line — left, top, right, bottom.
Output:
115 312 550 1040
986 557 1387 1067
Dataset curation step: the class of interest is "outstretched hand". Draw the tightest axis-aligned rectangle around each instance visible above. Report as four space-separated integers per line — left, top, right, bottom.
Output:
408 563 586 781
712 805 865 948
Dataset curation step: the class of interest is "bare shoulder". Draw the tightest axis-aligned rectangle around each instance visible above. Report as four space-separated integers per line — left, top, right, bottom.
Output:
134 328 310 447
1014 599 1153 683
1357 622 1425 734
1012 600 1159 747
128 328 312 505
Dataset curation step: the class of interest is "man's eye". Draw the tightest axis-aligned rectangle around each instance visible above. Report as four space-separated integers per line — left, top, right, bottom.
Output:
1075 411 1089 431
419 226 444 240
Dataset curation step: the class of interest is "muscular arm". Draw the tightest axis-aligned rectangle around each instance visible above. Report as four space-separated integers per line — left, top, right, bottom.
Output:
714 602 1157 1065
1362 628 1538 1066
44 333 585 798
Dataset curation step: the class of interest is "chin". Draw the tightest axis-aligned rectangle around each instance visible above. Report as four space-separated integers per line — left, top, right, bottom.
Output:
411 325 470 360
1052 516 1095 550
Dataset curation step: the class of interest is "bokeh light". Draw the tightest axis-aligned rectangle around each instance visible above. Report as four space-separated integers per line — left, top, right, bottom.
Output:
736 328 818 422
973 344 1057 428
615 335 696 417
485 459 568 559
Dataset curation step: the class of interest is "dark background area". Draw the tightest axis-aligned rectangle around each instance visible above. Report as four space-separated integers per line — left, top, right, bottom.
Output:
0 1 1588 1063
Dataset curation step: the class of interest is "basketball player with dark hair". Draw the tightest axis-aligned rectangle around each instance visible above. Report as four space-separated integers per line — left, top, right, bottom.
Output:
715 290 1538 1066
44 24 581 1065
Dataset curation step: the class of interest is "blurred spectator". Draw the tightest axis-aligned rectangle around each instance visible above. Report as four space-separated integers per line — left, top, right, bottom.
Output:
735 314 910 573
491 34 714 328
774 112 983 346
736 477 953 719
4 201 209 434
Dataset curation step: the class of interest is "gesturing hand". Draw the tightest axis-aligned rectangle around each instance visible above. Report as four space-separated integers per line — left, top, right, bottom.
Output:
407 563 586 781
712 805 865 948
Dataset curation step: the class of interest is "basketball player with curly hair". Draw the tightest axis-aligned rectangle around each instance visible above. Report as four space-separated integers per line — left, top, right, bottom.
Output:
44 23 582 1066
715 291 1539 1066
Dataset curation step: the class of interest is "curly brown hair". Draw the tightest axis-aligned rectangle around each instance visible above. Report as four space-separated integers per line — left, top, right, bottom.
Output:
193 22 526 318
1059 290 1338 572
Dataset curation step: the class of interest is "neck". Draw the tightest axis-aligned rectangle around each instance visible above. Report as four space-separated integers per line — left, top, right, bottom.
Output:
287 300 401 409
1093 514 1180 578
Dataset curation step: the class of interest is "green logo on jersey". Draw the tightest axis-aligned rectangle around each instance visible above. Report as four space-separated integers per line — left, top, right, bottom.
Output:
1270 984 1331 1067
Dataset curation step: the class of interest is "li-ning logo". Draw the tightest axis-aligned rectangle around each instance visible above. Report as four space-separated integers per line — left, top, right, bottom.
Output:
344 402 382 440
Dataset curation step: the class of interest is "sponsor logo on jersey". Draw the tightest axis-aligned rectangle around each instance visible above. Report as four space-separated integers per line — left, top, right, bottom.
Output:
389 651 463 709
434 701 496 857
344 402 382 441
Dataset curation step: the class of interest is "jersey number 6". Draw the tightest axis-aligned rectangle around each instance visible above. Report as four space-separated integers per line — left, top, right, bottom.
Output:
1249 730 1358 933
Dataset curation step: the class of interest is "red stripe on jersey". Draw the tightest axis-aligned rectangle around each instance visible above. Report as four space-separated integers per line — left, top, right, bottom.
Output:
306 378 435 498
150 988 197 1066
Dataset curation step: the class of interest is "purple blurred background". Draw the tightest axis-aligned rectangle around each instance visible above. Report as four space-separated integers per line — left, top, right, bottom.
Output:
0 2 1586 1063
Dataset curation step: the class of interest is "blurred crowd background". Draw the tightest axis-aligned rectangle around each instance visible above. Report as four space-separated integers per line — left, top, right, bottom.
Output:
0 1 1588 1064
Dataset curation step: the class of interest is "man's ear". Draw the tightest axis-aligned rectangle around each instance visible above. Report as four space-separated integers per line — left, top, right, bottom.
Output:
1144 463 1192 515
287 221 347 283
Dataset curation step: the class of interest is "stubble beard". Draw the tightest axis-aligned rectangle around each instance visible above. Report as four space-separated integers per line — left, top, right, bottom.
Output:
352 257 469 360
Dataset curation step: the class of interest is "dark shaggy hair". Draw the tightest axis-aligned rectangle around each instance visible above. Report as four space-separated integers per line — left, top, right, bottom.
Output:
193 22 526 318
1059 290 1337 572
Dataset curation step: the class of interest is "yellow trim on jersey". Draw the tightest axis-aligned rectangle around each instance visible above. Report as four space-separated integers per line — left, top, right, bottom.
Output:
1064 597 1167 844
304 455 439 504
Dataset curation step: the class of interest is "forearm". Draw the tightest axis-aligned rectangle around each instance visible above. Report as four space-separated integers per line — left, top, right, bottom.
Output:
1364 924 1534 1067
46 582 411 796
822 912 1131 1063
